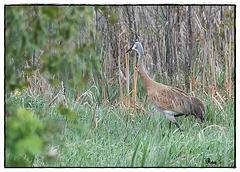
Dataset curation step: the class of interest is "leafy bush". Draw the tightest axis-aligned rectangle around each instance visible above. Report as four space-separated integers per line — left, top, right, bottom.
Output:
5 108 45 166
5 6 103 166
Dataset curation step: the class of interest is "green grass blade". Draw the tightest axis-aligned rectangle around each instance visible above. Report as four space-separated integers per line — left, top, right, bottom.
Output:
131 140 141 167
141 142 148 167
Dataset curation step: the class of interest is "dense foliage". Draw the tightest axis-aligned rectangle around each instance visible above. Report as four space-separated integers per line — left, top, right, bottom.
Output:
5 6 101 166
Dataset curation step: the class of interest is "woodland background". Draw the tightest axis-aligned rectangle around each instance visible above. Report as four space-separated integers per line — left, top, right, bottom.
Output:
5 6 235 167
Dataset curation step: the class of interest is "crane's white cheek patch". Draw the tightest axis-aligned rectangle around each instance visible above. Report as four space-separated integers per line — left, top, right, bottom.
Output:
132 44 137 50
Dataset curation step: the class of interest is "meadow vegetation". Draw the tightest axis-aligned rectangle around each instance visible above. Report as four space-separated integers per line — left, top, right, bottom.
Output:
5 82 235 167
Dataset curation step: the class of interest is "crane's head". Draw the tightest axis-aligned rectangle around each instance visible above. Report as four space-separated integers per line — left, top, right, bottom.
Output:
125 42 143 54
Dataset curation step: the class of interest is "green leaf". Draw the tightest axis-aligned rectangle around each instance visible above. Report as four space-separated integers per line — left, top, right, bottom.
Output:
15 135 43 156
109 13 118 25
219 23 224 28
57 103 76 120
48 78 59 87
16 107 34 120
42 6 60 18
219 32 224 38
66 111 77 120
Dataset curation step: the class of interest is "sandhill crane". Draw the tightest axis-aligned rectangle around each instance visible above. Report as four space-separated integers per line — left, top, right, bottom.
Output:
126 42 205 132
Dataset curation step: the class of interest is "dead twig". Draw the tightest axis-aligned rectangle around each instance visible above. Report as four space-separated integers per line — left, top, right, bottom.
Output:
107 90 134 116
48 87 62 106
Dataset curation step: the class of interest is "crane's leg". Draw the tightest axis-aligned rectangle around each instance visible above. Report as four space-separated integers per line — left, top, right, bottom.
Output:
169 121 172 129
167 121 172 137
165 113 184 133
174 122 184 132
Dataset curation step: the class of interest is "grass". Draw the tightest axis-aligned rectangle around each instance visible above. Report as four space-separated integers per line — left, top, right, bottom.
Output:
6 85 235 167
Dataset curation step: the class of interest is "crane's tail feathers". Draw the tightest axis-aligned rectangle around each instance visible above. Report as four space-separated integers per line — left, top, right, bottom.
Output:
190 97 205 122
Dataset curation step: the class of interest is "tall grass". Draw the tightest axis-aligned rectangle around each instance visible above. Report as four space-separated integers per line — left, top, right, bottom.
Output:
5 6 235 167
7 83 234 167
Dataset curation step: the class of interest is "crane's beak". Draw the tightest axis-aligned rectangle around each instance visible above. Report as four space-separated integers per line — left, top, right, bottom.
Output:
125 46 133 54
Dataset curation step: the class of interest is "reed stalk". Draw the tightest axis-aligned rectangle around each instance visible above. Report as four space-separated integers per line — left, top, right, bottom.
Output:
118 52 124 121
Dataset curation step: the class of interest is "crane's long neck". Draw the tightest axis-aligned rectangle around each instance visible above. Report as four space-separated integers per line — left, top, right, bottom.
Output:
138 52 154 91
